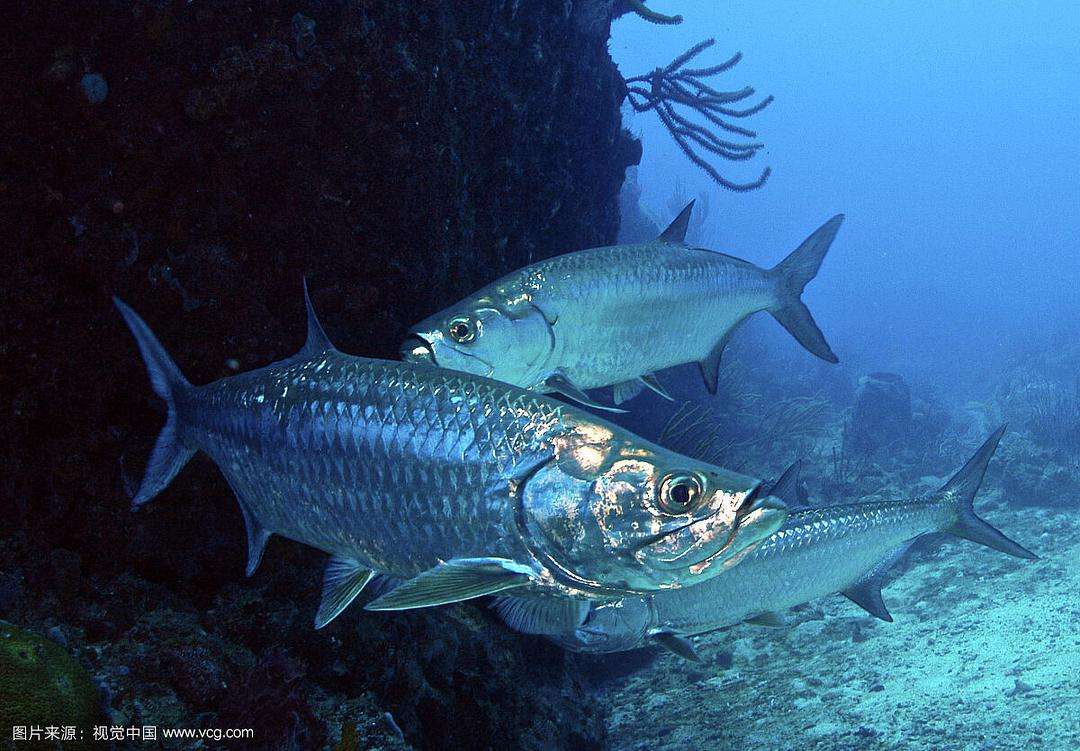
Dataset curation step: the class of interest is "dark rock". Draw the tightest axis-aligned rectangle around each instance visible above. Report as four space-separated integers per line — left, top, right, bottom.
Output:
844 372 913 456
2 2 629 747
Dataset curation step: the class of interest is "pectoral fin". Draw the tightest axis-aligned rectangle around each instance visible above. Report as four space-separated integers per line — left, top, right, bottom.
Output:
365 558 536 611
650 630 702 662
315 556 375 629
545 372 627 413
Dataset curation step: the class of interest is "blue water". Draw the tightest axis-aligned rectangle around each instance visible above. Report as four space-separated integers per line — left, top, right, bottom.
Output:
592 5 1080 748
8 4 1078 749
613 0 1080 393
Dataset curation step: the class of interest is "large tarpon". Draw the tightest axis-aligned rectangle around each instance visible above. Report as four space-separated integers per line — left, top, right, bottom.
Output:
402 204 843 408
115 286 788 628
493 428 1036 659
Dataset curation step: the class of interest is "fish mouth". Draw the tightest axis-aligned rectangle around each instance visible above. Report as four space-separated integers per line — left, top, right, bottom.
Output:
399 333 495 377
400 335 435 364
693 493 787 573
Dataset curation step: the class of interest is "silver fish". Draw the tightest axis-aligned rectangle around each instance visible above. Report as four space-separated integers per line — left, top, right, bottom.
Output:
403 203 843 409
494 427 1036 659
115 285 788 628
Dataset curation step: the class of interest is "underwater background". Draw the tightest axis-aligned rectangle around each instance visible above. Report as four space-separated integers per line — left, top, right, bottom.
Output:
1 1 1077 749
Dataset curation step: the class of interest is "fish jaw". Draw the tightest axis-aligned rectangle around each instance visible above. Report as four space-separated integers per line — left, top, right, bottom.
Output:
516 424 787 596
403 289 556 387
399 335 435 364
642 492 788 580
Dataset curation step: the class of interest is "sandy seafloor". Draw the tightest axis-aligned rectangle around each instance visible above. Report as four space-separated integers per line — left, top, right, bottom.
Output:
596 486 1079 751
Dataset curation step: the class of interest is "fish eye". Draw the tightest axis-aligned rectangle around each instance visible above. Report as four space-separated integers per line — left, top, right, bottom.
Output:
659 474 703 514
448 317 477 343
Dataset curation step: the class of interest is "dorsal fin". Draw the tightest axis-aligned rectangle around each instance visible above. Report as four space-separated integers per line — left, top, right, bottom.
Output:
658 200 695 244
302 279 335 354
768 460 808 510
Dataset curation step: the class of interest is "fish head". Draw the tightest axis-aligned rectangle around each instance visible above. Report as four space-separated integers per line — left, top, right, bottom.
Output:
402 291 553 386
551 599 653 653
519 422 788 595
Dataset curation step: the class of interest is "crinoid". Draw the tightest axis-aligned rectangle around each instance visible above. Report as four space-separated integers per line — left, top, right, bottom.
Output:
625 39 773 191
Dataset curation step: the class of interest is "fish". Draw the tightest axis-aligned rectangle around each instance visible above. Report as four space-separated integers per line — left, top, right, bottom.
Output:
114 284 789 628
493 427 1036 660
402 203 843 409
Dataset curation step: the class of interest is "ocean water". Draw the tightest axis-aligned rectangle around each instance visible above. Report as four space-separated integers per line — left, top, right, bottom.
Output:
3 2 1078 750
598 3 1080 749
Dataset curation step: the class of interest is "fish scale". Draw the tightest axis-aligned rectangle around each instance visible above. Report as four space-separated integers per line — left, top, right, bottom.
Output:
116 291 785 619
524 429 1036 658
406 209 842 406
175 352 553 573
654 496 954 635
532 244 773 383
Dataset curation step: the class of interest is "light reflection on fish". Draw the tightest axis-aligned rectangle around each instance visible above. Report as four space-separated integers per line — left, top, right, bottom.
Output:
403 203 843 409
494 428 1035 660
115 284 787 629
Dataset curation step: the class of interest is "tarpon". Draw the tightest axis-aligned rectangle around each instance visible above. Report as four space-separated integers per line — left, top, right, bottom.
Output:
402 204 843 408
115 285 788 628
493 428 1036 659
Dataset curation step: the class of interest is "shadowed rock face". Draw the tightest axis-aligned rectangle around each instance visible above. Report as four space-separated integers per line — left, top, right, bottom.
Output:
845 373 914 457
1 2 633 747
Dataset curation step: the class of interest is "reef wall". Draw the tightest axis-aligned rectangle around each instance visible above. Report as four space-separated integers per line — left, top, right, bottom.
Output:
1 1 636 747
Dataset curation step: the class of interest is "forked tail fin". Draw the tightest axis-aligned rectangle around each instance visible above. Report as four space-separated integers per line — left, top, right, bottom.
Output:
114 298 195 509
767 215 843 364
936 425 1037 560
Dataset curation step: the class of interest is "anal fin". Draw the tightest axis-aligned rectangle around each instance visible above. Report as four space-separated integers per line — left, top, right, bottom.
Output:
237 500 272 577
491 595 591 636
365 557 536 611
612 374 673 405
315 556 375 629
612 379 645 405
639 373 674 401
841 537 922 622
650 630 702 662
698 329 736 395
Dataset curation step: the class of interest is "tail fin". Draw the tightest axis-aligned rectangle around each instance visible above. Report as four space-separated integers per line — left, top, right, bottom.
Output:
767 215 843 364
114 298 195 509
937 425 1037 560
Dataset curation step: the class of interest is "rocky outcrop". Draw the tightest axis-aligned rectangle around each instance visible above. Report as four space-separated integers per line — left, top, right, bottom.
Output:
843 373 913 457
2 2 634 747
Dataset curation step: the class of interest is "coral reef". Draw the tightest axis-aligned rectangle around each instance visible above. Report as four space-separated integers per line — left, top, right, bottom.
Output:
614 0 683 26
625 39 772 191
0 621 104 751
1 1 630 747
843 372 913 457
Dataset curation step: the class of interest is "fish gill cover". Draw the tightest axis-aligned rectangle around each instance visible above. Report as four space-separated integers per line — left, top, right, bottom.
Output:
1 2 1078 751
